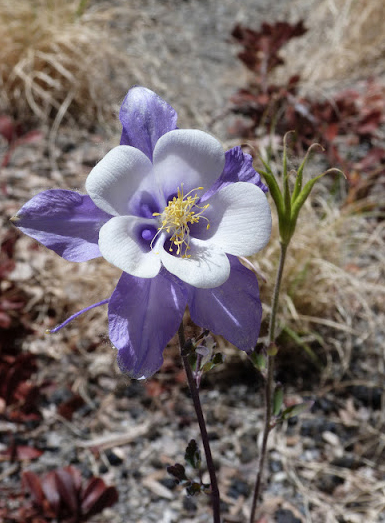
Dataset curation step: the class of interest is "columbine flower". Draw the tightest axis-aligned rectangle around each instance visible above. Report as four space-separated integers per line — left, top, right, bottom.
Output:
12 87 271 378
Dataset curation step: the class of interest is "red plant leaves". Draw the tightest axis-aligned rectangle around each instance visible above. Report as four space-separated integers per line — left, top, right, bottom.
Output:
0 353 37 403
0 114 42 168
0 443 43 461
54 467 82 516
81 477 119 518
0 352 44 421
232 21 307 81
0 228 31 342
57 393 85 421
23 471 51 511
230 22 385 202
22 466 118 522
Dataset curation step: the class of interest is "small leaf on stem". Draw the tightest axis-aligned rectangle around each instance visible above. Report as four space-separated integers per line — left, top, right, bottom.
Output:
185 439 201 470
273 384 284 416
167 463 187 483
281 400 314 420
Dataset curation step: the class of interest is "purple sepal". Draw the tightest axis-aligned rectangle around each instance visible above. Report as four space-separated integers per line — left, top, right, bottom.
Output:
119 87 178 161
202 146 267 201
109 270 187 379
187 255 262 353
13 189 111 261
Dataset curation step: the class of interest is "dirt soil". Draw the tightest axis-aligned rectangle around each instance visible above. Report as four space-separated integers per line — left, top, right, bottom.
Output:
1 1 384 523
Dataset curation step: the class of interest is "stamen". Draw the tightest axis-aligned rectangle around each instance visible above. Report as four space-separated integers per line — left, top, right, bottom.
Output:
152 184 210 257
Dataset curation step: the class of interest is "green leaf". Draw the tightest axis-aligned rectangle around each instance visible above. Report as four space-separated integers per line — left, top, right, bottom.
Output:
281 401 314 420
273 384 284 416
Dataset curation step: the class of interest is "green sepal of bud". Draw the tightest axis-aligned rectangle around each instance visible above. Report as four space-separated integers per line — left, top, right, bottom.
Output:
201 352 224 373
291 143 323 203
249 350 266 371
290 167 345 240
186 482 203 496
266 342 278 356
261 137 345 248
282 132 292 226
273 384 284 416
259 160 285 219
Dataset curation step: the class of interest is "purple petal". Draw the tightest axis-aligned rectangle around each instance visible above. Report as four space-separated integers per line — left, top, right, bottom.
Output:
201 146 268 202
12 190 111 261
187 255 262 353
108 271 187 379
119 87 178 161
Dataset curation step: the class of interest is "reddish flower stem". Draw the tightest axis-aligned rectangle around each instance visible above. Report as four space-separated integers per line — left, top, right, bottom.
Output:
178 322 221 523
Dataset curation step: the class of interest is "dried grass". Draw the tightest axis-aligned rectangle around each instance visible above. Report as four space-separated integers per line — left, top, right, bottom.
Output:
252 178 385 370
279 0 385 92
0 0 127 131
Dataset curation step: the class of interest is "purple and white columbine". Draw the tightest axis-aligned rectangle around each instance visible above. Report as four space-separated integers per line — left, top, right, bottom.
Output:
12 87 271 378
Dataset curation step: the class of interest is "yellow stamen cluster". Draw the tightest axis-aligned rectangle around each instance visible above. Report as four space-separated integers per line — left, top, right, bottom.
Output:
153 185 210 257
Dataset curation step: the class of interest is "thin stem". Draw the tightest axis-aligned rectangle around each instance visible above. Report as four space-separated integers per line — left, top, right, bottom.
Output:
249 242 288 523
268 242 288 344
178 323 221 523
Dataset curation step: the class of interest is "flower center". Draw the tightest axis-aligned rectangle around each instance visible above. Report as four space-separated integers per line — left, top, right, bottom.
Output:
153 185 210 257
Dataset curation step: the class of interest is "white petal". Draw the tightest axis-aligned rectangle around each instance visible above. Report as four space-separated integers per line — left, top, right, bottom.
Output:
160 238 230 289
85 146 154 216
99 216 161 278
152 129 225 199
197 183 272 256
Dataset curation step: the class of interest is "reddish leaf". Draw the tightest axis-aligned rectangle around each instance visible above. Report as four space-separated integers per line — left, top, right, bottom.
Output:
1 444 43 461
23 471 46 507
324 122 339 141
41 472 61 515
57 393 85 421
232 21 307 76
54 467 80 515
81 477 119 518
0 353 38 406
18 445 44 460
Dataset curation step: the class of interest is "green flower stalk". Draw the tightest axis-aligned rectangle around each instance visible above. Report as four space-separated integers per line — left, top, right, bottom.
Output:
249 134 345 522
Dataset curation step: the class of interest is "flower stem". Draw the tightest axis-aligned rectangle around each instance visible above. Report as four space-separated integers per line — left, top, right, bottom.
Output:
178 322 221 523
268 242 288 344
249 242 288 523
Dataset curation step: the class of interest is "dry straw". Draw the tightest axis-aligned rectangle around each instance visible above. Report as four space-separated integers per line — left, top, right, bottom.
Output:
0 0 125 131
279 0 385 92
